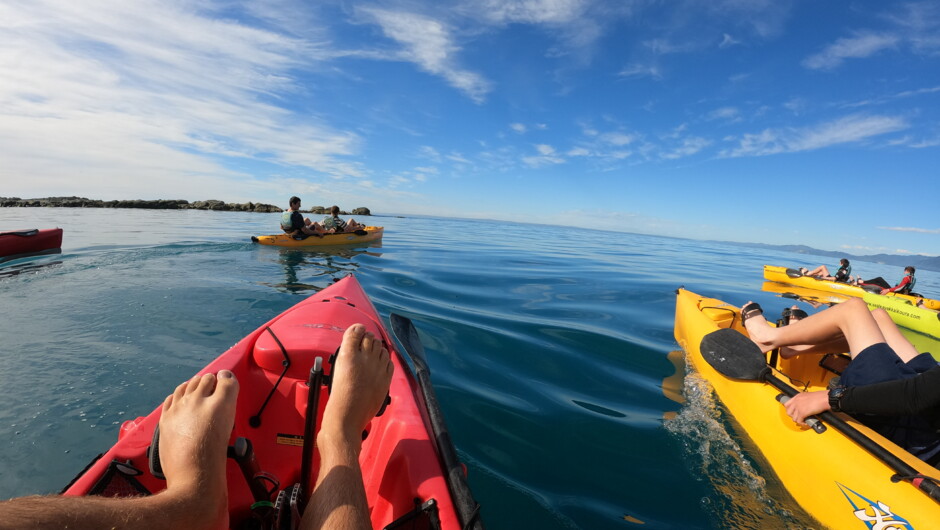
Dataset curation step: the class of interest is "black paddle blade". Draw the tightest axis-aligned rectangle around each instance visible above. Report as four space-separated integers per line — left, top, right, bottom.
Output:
389 313 429 375
700 328 769 381
785 268 803 278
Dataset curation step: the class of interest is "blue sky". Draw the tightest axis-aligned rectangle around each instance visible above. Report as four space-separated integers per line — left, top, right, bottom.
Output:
2 1 939 255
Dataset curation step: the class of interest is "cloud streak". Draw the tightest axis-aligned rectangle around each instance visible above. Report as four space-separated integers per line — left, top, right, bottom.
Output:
0 0 364 202
803 32 899 70
878 226 940 234
360 8 491 103
720 114 908 157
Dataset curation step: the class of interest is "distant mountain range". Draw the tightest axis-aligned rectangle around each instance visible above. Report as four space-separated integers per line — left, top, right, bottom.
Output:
714 242 940 273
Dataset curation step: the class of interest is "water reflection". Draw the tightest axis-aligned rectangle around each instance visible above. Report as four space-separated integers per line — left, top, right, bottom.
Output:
0 248 62 265
267 243 383 294
0 259 63 279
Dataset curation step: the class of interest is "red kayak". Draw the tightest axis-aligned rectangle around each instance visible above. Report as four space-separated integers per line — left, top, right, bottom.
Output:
0 228 63 258
63 275 483 529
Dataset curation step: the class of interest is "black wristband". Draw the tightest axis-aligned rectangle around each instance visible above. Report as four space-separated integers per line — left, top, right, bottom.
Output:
828 386 846 413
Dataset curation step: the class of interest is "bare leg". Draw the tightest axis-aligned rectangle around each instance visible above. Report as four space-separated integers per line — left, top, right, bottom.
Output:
302 223 328 235
870 308 920 362
0 371 239 530
743 297 886 357
805 265 830 278
775 306 849 358
301 324 393 530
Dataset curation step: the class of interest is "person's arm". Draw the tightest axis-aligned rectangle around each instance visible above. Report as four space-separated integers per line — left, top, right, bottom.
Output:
784 367 940 428
840 367 940 425
883 275 912 294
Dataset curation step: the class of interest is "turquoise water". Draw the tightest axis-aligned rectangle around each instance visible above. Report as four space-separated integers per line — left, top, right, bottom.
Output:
1 208 938 529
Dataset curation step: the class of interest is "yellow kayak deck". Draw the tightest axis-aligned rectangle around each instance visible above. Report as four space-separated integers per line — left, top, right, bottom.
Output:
763 265 940 310
674 288 940 528
251 226 383 247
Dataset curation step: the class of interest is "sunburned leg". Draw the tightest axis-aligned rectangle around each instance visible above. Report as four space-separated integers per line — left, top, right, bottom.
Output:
0 371 238 530
743 297 886 357
805 265 830 277
301 324 394 530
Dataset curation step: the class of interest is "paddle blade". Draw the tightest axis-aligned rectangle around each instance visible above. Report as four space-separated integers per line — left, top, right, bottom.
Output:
390 313 430 375
785 268 803 278
700 328 768 381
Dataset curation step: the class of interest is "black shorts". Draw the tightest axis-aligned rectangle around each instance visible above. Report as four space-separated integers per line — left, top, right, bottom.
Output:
841 343 936 387
841 343 940 461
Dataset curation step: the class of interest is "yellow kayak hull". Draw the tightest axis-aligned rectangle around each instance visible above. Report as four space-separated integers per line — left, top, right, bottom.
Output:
252 226 384 247
863 292 940 341
674 288 940 528
763 265 940 310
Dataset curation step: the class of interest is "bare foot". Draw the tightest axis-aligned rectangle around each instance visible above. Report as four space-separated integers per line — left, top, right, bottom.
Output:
158 371 239 529
319 324 394 450
741 302 776 353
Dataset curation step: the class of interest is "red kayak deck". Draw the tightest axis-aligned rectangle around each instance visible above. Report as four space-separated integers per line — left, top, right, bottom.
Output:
63 275 474 529
0 228 63 258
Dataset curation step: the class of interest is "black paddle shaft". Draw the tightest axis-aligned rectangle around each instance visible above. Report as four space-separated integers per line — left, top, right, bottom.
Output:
389 313 484 530
700 328 940 503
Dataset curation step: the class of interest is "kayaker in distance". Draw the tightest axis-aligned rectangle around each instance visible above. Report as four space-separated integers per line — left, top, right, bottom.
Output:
281 196 329 237
799 258 852 283
855 266 917 296
740 297 940 467
0 324 393 529
322 205 365 233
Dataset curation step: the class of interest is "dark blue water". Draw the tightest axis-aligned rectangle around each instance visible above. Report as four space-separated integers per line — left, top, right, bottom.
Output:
1 208 938 529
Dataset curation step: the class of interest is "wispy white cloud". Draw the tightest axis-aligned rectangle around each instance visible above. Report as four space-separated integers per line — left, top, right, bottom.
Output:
803 32 899 70
878 226 940 234
721 114 908 157
705 106 740 122
475 0 587 25
662 137 711 159
0 0 366 203
510 123 527 133
719 33 740 48
358 8 490 103
619 63 662 79
523 144 565 167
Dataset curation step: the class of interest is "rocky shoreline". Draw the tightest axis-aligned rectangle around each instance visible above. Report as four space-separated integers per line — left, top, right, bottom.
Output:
0 197 371 216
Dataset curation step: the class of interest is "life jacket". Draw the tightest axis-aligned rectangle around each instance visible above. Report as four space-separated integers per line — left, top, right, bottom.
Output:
834 265 852 283
898 274 916 295
280 211 296 231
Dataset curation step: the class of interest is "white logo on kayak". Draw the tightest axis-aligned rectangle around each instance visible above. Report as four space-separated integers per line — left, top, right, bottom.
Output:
838 483 913 529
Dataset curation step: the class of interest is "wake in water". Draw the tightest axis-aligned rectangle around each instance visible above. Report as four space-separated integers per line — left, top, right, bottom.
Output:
664 355 817 530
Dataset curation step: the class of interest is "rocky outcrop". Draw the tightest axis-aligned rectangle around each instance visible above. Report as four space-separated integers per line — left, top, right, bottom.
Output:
0 197 371 215
1 197 291 213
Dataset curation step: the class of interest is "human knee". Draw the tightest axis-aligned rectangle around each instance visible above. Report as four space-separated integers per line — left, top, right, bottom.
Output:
843 297 868 312
870 307 892 324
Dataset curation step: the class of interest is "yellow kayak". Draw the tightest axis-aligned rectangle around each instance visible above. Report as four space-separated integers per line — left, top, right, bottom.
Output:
863 292 940 341
674 288 940 528
252 226 384 247
763 265 940 310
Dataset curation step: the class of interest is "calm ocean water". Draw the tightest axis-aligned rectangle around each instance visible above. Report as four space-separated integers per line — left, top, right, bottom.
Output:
1 208 938 529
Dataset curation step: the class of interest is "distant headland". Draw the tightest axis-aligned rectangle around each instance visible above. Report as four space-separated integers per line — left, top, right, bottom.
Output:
0 197 371 216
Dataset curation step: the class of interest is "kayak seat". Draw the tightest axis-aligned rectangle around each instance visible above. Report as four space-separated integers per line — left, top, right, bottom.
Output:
87 459 151 497
252 300 385 380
